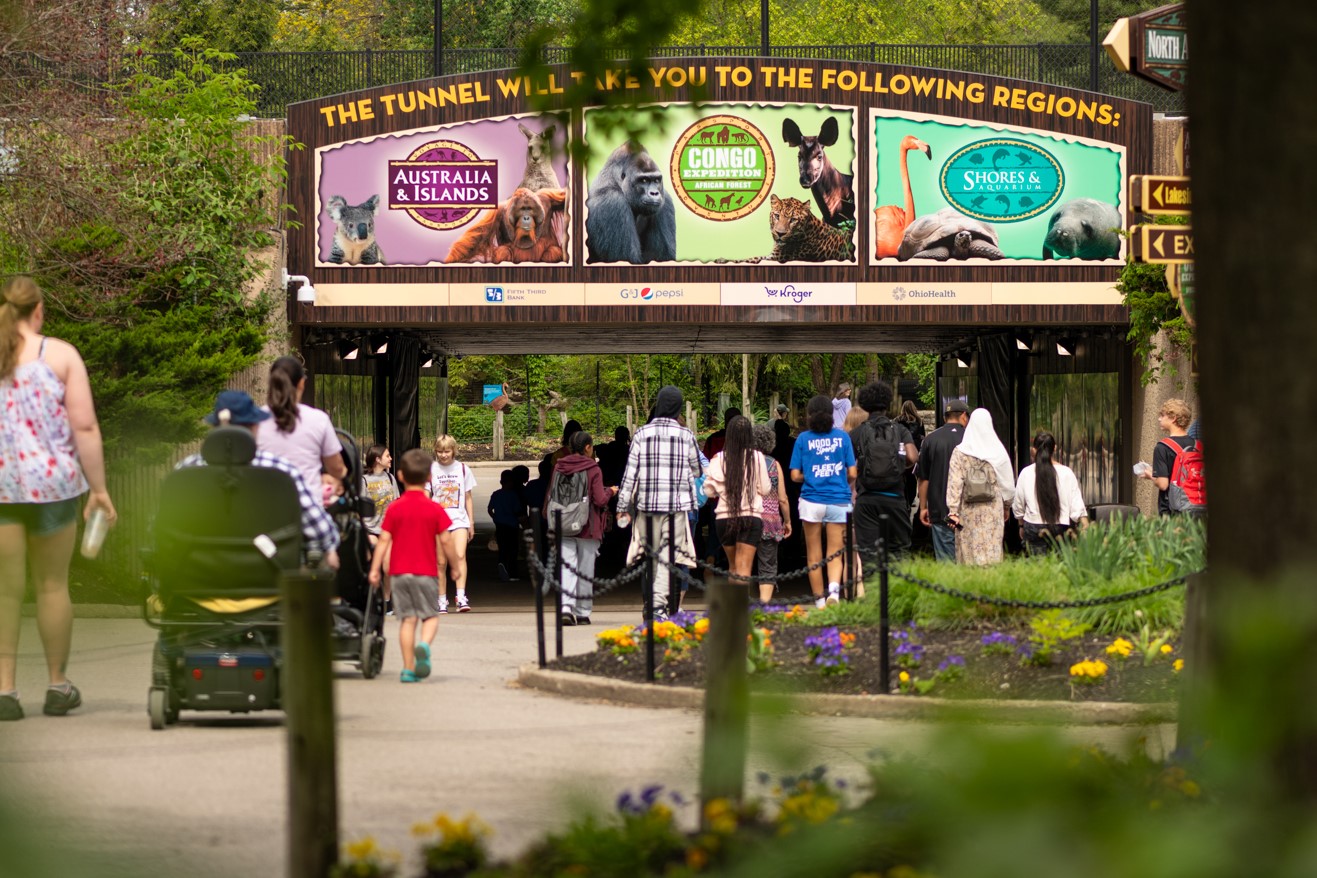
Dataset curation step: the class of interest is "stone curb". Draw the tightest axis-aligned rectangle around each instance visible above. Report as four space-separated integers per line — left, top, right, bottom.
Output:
517 664 1177 726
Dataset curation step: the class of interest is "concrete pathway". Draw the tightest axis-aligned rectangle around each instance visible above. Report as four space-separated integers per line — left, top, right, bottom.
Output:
0 608 1175 878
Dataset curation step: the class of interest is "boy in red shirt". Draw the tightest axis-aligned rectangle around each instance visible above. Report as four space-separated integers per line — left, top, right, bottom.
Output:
369 449 459 682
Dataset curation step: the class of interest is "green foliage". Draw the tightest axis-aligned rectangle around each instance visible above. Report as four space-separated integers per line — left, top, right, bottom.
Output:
901 353 938 407
518 806 685 877
137 0 279 52
1024 609 1089 666
1119 217 1194 385
11 41 292 469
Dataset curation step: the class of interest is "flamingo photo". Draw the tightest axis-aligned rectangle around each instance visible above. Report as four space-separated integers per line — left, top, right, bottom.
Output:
873 135 932 259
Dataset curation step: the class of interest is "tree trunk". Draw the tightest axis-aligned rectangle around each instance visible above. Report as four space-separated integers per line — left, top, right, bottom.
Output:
1189 0 1317 799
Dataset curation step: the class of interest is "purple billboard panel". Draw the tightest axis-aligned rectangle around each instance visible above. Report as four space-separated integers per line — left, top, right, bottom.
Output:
315 115 569 267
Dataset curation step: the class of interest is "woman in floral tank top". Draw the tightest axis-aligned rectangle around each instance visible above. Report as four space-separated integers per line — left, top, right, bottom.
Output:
753 423 792 603
0 277 115 721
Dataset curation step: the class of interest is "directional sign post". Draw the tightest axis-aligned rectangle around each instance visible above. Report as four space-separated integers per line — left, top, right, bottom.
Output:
1103 3 1187 92
1131 175 1191 215
1132 225 1194 264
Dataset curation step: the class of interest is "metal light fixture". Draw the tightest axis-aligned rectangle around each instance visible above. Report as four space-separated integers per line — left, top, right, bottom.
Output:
1056 338 1075 356
335 339 359 360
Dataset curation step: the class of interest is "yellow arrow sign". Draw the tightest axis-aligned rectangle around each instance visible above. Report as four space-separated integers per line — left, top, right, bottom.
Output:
1133 225 1193 264
1131 175 1192 216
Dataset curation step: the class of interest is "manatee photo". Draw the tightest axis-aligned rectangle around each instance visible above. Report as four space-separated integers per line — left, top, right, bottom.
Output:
1041 198 1122 260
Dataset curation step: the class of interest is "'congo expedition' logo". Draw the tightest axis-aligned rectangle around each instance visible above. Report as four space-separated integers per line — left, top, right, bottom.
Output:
940 139 1063 223
670 115 775 221
388 140 499 231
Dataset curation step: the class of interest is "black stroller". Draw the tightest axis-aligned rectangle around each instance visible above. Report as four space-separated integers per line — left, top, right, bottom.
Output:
327 429 387 679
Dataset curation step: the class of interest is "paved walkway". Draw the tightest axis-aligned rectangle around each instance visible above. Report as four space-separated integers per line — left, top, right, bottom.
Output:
0 607 1175 878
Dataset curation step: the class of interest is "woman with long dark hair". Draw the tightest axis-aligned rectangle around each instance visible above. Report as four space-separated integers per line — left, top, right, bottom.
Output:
256 355 347 492
703 416 772 585
752 422 791 603
1012 431 1088 554
790 395 857 608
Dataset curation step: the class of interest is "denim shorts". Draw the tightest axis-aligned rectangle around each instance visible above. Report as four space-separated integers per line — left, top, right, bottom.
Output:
0 497 80 536
798 498 852 524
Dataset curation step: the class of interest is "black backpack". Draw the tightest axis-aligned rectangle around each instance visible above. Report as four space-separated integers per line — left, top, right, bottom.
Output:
858 418 904 492
546 469 591 537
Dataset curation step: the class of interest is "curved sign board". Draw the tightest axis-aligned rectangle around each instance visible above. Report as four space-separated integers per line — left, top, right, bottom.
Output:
285 58 1150 313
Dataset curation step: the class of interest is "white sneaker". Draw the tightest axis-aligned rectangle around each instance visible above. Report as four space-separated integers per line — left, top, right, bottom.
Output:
438 595 449 614
815 597 827 610
456 594 471 613
826 583 841 607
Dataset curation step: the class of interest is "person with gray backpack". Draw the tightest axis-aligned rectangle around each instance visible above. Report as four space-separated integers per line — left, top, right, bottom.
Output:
945 409 1016 566
547 431 615 625
851 382 919 561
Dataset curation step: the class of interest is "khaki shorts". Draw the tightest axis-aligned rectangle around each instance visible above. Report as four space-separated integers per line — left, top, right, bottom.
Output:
390 574 439 619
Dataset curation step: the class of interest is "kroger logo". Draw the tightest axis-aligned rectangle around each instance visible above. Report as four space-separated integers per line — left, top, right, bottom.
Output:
484 286 504 303
940 139 1064 223
620 287 681 300
891 286 907 302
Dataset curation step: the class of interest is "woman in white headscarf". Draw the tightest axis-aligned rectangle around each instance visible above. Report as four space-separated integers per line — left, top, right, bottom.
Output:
945 409 1016 565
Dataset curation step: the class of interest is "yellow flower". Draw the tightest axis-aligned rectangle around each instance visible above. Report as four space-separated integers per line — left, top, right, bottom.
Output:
344 837 377 860
1069 660 1108 679
899 671 910 683
694 618 710 635
1105 638 1133 657
1173 658 1184 673
1160 644 1174 654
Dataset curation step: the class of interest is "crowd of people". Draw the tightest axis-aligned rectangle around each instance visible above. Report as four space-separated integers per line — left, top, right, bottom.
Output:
0 273 1205 706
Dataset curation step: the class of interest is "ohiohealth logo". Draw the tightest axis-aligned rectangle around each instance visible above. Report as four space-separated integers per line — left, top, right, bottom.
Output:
891 286 908 302
485 286 504 303
941 139 1063 222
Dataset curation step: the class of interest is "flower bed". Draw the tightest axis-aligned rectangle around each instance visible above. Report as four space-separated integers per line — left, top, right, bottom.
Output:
551 604 1183 703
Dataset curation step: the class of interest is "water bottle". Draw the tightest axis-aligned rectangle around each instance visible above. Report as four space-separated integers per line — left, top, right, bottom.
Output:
81 508 109 559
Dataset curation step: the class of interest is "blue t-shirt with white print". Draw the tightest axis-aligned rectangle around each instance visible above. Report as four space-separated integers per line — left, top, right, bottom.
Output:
790 428 856 506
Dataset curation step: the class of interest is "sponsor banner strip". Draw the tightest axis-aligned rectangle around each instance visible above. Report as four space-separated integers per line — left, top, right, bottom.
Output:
858 282 992 305
314 284 449 307
584 283 721 306
989 282 1122 305
720 282 857 306
450 283 585 306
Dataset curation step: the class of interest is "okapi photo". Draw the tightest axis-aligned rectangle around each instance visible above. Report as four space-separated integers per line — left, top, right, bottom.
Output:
782 116 855 228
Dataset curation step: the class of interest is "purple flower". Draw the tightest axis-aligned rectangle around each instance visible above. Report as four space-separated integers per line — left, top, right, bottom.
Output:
938 655 966 672
981 632 1017 647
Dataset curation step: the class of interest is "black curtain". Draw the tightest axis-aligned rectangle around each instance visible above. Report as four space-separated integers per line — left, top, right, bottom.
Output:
389 336 422 464
976 333 1016 468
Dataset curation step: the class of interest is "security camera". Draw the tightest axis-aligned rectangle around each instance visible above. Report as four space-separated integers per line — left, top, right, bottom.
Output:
283 269 317 304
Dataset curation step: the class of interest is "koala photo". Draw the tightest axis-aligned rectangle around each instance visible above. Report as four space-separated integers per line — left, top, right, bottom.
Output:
327 194 385 265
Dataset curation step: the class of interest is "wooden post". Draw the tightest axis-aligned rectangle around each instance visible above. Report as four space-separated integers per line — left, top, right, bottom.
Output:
700 579 750 810
530 511 546 669
741 353 750 418
626 405 634 435
436 357 449 438
281 568 339 878
878 514 891 693
493 409 505 461
686 401 694 430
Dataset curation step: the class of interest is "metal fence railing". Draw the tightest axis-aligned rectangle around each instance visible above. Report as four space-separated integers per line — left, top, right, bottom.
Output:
6 44 1183 119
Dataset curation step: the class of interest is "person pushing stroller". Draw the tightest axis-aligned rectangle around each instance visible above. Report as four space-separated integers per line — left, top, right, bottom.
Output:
369 449 461 682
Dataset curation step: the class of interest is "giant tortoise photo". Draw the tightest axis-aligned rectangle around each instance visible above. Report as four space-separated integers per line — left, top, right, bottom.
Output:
897 208 1005 261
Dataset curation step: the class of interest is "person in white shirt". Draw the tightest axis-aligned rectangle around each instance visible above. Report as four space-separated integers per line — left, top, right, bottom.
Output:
427 434 477 613
1012 431 1088 555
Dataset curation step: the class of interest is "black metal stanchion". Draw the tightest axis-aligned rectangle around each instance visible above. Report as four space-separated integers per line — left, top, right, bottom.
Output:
844 511 855 602
531 510 546 669
878 512 891 692
645 515 656 683
554 509 565 659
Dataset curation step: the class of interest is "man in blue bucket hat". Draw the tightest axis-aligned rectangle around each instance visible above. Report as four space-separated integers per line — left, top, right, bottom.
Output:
176 390 340 569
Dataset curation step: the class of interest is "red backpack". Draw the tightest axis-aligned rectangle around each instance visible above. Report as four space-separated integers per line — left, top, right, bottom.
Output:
1160 437 1206 515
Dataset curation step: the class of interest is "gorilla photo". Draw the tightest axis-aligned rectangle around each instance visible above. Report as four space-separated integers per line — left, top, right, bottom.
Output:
585 143 677 264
